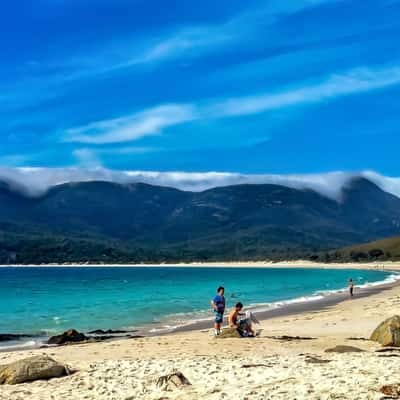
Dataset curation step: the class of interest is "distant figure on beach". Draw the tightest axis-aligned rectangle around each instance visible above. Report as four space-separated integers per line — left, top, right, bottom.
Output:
229 302 258 337
212 286 226 336
349 278 354 297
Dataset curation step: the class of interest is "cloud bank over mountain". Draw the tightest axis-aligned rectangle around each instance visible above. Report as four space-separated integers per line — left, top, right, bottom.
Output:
0 167 399 201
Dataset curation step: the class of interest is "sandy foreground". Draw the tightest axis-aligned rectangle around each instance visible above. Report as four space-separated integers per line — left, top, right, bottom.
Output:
1 276 400 399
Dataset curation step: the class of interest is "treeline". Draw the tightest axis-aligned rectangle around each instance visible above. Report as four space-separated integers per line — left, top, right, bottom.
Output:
0 230 322 264
1 229 399 265
310 248 396 263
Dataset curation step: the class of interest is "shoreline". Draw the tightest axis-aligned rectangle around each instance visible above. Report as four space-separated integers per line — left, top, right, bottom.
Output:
1 260 399 270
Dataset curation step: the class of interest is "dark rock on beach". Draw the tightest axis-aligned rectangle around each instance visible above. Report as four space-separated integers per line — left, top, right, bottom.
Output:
267 335 316 341
347 337 370 341
47 328 143 345
87 329 131 335
48 329 87 345
0 333 32 342
305 355 332 364
325 345 365 353
0 355 69 385
87 334 143 342
156 371 191 391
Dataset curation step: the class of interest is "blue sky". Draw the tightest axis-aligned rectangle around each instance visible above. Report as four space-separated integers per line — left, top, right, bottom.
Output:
1 0 400 175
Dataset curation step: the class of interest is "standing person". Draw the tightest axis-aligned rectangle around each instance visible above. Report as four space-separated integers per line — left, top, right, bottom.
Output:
349 278 354 297
211 286 225 336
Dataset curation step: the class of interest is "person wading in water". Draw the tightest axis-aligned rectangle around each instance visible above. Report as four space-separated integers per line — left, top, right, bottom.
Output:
349 278 355 297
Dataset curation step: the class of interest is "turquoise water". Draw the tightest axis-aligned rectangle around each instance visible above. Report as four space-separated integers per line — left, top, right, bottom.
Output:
0 266 396 341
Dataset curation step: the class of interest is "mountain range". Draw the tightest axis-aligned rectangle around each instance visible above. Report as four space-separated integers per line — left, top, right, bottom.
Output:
0 176 399 263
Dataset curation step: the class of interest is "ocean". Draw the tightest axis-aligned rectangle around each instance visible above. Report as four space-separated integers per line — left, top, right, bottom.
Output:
0 266 397 349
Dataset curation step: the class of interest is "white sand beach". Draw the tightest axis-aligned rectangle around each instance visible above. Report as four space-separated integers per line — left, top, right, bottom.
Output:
1 270 400 400
4 260 400 270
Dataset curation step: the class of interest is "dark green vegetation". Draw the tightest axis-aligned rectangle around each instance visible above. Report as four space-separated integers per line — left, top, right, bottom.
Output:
0 177 400 263
320 236 400 263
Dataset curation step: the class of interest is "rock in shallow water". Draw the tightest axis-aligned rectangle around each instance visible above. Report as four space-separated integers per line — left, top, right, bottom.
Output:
48 329 87 345
0 355 68 385
0 333 31 342
371 315 400 347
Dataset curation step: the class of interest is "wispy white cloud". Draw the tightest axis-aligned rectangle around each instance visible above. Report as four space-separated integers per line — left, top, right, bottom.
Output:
208 65 400 117
0 0 348 115
102 146 158 155
65 64 400 144
1 167 400 201
12 0 337 86
103 0 337 71
67 104 196 144
109 27 231 70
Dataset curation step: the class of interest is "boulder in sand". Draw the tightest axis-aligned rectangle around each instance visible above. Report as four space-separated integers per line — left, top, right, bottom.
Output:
156 371 191 391
0 355 68 385
48 329 87 345
216 327 241 339
371 315 400 347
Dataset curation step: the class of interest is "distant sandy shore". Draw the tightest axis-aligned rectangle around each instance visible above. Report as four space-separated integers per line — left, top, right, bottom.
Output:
2 259 400 271
1 266 400 399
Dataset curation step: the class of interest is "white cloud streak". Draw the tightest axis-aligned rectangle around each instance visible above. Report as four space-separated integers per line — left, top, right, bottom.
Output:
66 104 196 144
93 0 337 71
0 0 344 113
7 0 337 93
208 66 400 117
110 27 231 70
66 64 400 144
1 167 400 201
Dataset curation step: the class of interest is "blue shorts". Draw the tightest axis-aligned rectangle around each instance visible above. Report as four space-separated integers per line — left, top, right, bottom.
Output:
214 310 224 323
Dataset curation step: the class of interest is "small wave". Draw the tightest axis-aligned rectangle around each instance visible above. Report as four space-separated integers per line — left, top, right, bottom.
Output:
244 295 325 314
358 273 400 288
0 340 40 352
148 325 179 334
314 272 400 296
274 295 325 306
